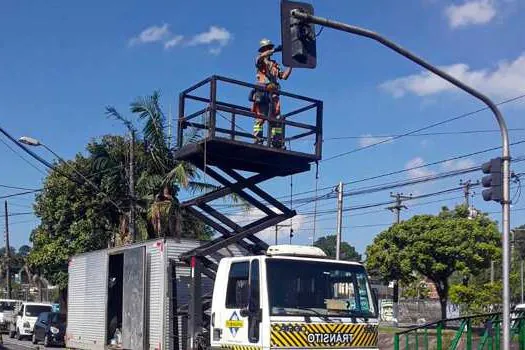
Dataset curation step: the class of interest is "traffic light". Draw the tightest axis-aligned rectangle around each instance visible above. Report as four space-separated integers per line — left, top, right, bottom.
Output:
280 0 317 68
481 157 503 202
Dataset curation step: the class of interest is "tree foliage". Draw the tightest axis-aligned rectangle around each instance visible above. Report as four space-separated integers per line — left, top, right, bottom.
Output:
313 235 361 261
366 205 501 319
449 282 501 314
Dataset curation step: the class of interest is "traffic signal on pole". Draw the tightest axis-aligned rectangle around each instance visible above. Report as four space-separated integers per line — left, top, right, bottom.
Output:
280 0 317 69
481 157 503 203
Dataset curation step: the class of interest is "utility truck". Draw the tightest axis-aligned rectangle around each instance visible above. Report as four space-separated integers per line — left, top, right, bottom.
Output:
66 240 378 350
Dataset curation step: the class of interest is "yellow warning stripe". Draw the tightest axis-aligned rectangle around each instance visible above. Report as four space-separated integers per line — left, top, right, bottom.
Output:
220 345 262 350
270 322 379 348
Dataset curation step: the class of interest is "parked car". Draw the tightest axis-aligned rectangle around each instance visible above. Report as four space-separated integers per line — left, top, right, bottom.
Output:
0 299 20 332
9 302 53 340
32 312 66 347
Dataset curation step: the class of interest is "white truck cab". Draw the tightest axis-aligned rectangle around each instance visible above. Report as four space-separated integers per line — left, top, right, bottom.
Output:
209 245 379 349
12 302 53 340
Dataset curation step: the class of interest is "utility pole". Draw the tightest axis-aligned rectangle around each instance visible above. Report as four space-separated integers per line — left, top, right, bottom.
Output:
4 201 11 299
387 192 411 326
129 130 136 242
460 179 479 207
335 182 344 260
387 193 411 225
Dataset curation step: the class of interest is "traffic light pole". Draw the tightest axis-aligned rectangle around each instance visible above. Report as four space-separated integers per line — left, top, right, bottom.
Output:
291 9 512 349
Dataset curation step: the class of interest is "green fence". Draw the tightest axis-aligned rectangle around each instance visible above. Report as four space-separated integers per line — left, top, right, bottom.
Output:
394 312 525 350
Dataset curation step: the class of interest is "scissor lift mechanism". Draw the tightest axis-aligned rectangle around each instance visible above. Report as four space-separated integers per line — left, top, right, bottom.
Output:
173 75 323 349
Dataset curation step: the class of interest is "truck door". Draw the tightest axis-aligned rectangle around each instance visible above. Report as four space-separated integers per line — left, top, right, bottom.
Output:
219 260 262 348
121 246 146 350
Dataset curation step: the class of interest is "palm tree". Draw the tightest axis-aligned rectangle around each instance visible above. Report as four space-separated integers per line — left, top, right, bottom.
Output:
105 91 215 243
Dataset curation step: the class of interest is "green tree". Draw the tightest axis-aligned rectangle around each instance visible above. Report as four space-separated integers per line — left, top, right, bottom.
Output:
449 282 501 314
105 91 215 241
313 235 361 261
401 277 431 300
18 245 31 257
366 205 501 319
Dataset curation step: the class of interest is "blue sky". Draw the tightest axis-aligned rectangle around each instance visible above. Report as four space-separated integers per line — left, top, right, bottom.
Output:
1 0 524 254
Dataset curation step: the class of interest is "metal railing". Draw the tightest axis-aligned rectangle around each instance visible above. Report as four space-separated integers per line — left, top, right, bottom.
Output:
177 75 323 160
394 312 525 350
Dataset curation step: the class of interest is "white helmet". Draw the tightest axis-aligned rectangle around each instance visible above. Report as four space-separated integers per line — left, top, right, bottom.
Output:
259 38 274 52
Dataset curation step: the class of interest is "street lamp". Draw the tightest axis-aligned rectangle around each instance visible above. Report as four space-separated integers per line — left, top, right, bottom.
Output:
19 135 122 212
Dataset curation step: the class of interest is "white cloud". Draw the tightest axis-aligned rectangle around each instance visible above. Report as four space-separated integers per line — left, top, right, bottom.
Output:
405 157 436 179
129 23 171 46
380 52 525 100
227 207 305 243
441 158 476 171
189 26 232 47
164 35 184 49
445 0 496 28
129 24 232 55
358 134 394 147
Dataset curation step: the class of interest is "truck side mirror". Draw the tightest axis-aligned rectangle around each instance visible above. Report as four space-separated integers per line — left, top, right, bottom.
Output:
372 288 379 314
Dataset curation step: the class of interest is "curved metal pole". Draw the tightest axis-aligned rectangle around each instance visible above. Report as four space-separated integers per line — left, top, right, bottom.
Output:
293 10 512 349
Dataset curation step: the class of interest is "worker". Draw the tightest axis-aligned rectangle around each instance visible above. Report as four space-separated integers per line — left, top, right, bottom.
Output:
250 38 292 148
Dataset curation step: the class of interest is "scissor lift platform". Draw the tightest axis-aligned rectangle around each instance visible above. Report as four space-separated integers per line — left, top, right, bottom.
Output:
174 137 316 176
174 75 324 349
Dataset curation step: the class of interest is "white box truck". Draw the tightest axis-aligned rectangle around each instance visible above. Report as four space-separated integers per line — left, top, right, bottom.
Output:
66 238 244 350
66 239 379 350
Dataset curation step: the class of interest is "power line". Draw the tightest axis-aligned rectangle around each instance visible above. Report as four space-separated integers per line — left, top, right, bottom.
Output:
323 93 525 162
0 190 41 200
0 212 33 218
325 128 525 141
345 140 525 186
0 127 56 170
0 184 41 191
0 137 47 175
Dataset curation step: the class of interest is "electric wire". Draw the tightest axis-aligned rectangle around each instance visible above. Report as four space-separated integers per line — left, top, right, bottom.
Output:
0 136 47 175
323 93 525 162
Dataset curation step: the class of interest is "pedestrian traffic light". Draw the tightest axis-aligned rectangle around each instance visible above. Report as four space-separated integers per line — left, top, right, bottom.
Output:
481 157 503 202
280 0 317 69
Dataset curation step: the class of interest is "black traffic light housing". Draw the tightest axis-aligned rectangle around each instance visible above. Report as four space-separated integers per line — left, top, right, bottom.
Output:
280 0 317 69
481 157 503 203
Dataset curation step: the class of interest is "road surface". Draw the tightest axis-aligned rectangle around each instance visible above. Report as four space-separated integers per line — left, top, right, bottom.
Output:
2 337 65 350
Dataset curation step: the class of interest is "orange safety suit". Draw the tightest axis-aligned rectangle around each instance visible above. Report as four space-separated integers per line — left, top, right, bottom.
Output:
251 54 286 147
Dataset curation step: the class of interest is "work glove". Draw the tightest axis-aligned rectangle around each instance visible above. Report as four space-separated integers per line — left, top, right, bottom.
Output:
273 45 283 53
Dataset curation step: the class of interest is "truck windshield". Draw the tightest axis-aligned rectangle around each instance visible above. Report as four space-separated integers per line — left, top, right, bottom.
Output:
25 305 52 317
266 259 376 318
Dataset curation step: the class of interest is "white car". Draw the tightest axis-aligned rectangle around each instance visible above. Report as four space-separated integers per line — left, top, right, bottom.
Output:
0 299 21 332
12 302 53 340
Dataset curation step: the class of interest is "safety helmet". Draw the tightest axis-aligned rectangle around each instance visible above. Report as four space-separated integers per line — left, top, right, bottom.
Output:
259 38 274 52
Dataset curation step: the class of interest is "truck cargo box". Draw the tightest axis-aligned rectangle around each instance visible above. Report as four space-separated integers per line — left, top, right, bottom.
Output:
66 238 245 350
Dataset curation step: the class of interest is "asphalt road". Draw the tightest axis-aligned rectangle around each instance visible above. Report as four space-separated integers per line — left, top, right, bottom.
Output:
1 337 65 350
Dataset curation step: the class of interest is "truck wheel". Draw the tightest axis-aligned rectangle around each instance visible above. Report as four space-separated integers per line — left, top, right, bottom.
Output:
32 333 37 344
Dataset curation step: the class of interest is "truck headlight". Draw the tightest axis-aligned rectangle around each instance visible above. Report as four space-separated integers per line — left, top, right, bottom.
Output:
50 326 59 334
23 321 30 328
